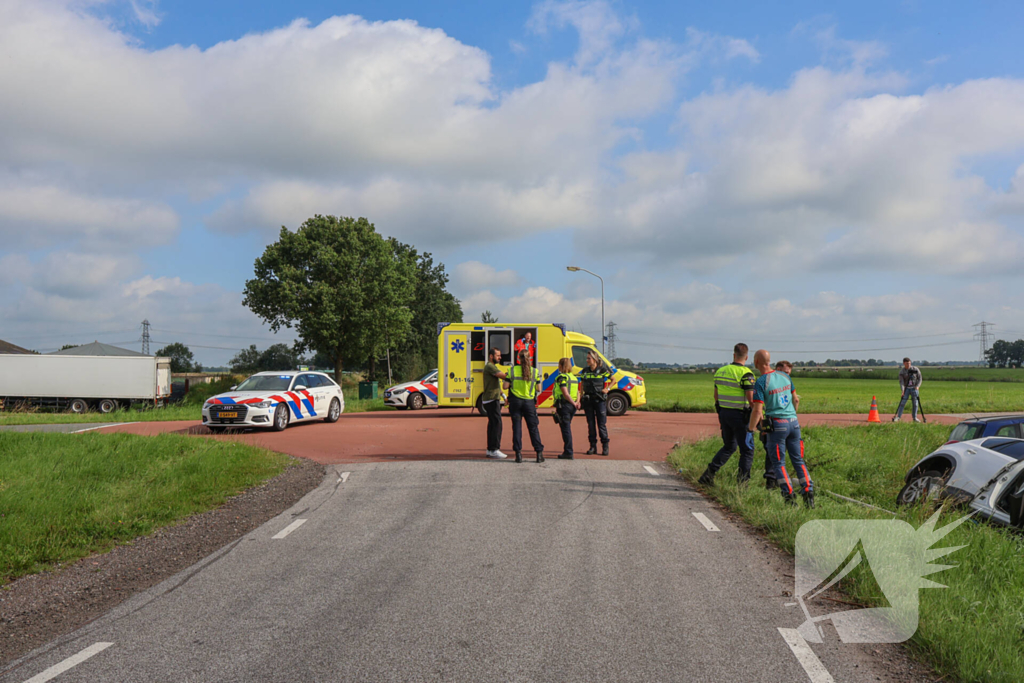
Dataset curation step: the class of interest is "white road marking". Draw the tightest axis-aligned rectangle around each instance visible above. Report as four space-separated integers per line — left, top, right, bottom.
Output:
272 519 307 539
71 423 137 434
23 642 113 683
340 471 350 483
692 512 720 531
643 465 659 476
777 628 835 683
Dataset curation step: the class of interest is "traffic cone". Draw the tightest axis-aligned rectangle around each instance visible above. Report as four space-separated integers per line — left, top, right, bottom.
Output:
867 396 881 423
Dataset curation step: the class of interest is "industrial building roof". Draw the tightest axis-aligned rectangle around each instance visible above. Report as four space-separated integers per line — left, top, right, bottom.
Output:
0 338 32 354
51 341 147 356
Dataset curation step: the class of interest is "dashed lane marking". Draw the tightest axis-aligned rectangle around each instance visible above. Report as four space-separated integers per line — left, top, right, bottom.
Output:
272 519 307 539
643 465 659 476
692 512 720 531
777 628 835 683
23 642 113 683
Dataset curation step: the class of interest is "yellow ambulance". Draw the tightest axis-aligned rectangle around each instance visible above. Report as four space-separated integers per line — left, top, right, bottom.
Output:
436 322 646 416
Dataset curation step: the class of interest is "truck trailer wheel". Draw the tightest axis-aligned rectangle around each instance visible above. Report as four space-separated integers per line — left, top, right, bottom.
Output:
606 391 629 417
69 398 89 414
98 399 118 414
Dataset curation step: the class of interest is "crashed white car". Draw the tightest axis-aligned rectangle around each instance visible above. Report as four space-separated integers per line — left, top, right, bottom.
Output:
897 437 1024 509
202 371 344 432
384 370 438 410
969 458 1024 527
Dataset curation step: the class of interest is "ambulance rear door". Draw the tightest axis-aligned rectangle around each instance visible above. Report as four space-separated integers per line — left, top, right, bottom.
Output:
443 329 472 401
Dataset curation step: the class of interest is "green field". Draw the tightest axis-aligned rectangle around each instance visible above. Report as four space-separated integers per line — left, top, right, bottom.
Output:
670 424 1024 683
791 367 1024 382
0 432 291 584
640 372 1024 414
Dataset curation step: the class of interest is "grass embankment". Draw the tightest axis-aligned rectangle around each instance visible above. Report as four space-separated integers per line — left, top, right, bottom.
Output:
640 373 1024 414
670 424 1024 683
0 432 291 585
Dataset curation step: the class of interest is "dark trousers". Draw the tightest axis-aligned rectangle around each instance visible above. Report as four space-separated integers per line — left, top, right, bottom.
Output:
484 400 502 452
707 408 755 479
759 431 776 481
509 395 543 454
582 397 609 446
765 418 813 496
557 402 576 455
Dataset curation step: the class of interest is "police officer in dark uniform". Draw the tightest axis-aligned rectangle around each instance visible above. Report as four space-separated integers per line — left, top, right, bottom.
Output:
579 351 613 456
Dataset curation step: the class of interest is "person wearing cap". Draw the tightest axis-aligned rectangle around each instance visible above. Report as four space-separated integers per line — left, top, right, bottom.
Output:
748 349 814 508
505 348 544 463
699 343 756 486
894 357 923 422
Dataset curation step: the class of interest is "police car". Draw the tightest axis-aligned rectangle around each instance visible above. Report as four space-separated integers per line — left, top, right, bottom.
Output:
202 370 344 431
384 369 438 410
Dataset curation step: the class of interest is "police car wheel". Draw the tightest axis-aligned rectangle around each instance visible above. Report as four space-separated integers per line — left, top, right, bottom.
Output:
272 404 290 431
408 392 425 410
606 392 629 417
325 398 342 423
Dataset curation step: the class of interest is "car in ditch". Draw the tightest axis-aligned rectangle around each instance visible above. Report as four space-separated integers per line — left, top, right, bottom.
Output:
202 370 344 432
384 369 439 410
944 414 1024 443
968 457 1024 527
896 437 1024 507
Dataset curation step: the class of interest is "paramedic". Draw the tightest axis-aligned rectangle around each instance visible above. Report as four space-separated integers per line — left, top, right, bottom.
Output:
514 331 536 362
698 343 755 486
747 349 814 508
579 351 613 456
506 349 544 463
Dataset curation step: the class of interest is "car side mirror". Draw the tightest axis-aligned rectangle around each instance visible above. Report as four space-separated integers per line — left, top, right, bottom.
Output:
294 385 307 392
230 385 237 390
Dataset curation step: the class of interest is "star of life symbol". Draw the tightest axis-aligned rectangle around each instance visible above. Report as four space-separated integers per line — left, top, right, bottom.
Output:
788 511 970 643
779 393 790 408
451 340 465 353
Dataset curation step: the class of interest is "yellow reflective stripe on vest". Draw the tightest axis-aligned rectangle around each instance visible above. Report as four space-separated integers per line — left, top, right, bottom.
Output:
715 363 752 409
510 364 538 399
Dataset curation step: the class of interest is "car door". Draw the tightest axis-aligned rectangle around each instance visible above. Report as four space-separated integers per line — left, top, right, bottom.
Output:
291 374 318 419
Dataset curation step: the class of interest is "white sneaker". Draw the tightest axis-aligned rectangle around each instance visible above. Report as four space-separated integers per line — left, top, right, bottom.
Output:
490 450 508 459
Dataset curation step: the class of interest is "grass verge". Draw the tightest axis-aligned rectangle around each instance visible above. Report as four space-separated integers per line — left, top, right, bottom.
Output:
0 432 291 585
669 423 1024 683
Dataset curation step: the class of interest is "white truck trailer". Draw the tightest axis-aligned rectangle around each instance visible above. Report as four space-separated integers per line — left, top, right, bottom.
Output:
0 354 172 413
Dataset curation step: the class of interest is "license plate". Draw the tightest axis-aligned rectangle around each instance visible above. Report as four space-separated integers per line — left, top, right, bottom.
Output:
218 411 238 418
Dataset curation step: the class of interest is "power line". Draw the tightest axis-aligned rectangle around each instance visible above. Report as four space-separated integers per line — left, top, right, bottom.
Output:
140 319 151 355
151 327 285 342
616 338 975 354
615 328 971 344
606 321 617 359
973 322 995 362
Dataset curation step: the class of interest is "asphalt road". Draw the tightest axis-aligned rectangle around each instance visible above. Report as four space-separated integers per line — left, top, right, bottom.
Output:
2 461 916 682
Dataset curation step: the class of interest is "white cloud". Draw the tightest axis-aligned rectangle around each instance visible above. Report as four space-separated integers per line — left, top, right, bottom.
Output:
452 261 522 293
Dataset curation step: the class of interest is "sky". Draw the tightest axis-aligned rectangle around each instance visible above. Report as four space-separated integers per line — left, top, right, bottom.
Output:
2 0 1024 366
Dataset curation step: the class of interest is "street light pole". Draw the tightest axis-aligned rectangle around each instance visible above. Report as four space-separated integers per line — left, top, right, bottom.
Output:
566 266 605 356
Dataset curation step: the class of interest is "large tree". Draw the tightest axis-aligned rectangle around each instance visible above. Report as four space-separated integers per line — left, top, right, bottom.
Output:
386 239 463 381
243 215 416 382
155 342 202 373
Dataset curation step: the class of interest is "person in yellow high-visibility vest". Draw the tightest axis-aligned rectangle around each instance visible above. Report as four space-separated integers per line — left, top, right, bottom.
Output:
505 349 544 463
698 343 756 486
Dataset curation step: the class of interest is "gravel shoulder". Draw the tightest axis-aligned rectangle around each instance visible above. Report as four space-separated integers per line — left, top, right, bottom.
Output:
0 457 325 666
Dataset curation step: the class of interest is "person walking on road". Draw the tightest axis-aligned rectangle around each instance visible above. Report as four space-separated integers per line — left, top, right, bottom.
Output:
747 349 814 508
483 347 509 459
553 357 581 459
699 344 756 486
893 357 923 422
506 349 544 463
579 351 613 456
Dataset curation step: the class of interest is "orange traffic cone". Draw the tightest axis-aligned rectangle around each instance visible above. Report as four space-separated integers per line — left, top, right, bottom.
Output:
867 396 881 423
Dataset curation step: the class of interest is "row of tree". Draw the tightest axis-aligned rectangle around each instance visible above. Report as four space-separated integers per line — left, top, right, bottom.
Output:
986 339 1024 368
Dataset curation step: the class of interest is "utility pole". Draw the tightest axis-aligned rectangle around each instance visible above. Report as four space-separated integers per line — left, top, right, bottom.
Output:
141 319 151 355
606 321 617 360
973 321 995 362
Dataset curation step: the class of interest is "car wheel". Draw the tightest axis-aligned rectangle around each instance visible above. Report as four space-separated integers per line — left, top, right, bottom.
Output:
272 404 290 431
408 392 425 410
325 398 342 423
896 469 946 507
98 399 118 414
69 398 89 414
606 391 629 416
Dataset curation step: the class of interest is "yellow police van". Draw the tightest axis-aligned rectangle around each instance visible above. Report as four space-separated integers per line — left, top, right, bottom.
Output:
436 322 646 416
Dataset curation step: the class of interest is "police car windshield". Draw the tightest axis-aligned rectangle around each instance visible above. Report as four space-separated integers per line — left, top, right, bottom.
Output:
235 375 293 392
420 370 438 382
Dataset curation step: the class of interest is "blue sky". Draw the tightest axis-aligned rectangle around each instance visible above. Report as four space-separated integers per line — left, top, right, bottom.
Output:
2 0 1024 366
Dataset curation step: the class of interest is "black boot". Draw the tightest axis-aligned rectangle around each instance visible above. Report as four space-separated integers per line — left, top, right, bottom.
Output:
765 478 778 490
586 445 597 455
515 451 522 463
601 443 610 456
698 468 715 487
782 491 798 506
536 451 544 463
559 452 574 459
802 490 815 509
